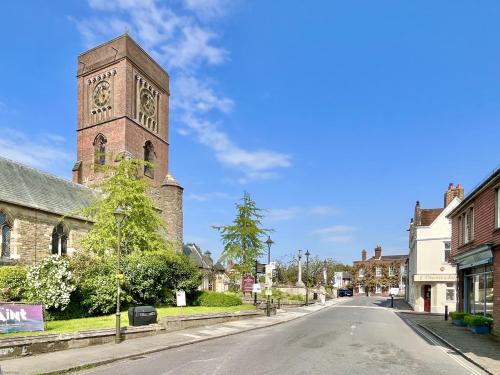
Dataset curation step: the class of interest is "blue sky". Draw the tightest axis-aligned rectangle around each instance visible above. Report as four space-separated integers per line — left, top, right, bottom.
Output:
1 1 500 265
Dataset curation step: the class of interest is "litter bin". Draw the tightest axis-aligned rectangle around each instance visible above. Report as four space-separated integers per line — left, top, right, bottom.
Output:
128 306 157 326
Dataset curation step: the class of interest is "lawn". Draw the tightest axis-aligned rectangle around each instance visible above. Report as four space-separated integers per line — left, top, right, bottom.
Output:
0 304 256 339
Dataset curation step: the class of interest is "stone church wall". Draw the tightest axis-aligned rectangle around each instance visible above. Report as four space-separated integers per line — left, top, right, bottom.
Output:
0 202 90 266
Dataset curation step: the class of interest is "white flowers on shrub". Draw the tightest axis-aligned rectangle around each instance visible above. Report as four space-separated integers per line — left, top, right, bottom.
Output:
26 255 75 310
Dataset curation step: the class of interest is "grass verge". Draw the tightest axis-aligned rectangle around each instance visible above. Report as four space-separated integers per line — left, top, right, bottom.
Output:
0 304 256 339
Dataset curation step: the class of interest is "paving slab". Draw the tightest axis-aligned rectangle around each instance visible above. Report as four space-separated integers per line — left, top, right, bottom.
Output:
400 313 500 375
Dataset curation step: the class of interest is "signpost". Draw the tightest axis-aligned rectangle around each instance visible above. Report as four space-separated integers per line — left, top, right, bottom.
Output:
176 290 186 307
0 303 44 334
242 274 254 294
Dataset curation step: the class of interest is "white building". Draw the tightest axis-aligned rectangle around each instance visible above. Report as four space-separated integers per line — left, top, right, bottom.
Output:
334 272 352 288
407 184 463 313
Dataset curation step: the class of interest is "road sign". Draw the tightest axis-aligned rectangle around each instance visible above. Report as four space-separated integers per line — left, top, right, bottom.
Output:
252 283 261 293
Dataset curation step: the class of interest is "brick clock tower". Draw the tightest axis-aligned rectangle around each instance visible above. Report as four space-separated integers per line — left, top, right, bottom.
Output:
72 34 183 251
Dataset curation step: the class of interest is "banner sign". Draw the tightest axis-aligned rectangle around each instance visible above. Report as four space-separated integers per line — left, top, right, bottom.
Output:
242 275 255 293
0 303 44 333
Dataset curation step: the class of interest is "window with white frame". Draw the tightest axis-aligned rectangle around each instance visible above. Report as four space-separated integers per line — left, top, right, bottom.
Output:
463 208 474 244
389 266 395 277
359 285 364 293
376 267 382 277
496 188 500 229
358 268 364 277
376 284 381 294
444 241 451 262
445 282 455 301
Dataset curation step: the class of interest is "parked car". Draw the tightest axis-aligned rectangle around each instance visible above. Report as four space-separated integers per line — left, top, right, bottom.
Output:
338 288 353 297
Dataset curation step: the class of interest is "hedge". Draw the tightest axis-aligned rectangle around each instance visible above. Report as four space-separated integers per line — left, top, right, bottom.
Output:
449 311 466 320
194 292 242 307
0 266 28 301
463 314 493 327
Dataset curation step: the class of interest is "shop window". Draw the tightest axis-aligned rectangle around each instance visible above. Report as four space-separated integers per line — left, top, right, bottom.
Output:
445 282 455 301
51 223 68 256
466 266 494 317
359 285 364 294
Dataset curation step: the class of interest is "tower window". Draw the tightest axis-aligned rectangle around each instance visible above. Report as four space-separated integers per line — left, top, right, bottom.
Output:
0 212 11 258
144 141 155 178
93 134 107 170
51 223 68 256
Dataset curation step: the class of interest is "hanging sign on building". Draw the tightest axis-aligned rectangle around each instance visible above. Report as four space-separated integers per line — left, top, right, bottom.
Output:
0 303 44 334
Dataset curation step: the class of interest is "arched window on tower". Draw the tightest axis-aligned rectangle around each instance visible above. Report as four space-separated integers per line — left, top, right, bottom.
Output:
0 212 11 258
51 223 68 256
144 141 155 178
93 134 107 170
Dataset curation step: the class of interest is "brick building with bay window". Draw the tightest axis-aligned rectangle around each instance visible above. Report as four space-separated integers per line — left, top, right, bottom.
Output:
449 167 500 336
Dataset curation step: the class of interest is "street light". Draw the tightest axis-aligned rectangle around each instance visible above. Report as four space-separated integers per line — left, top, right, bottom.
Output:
113 207 127 344
305 250 310 306
265 236 274 265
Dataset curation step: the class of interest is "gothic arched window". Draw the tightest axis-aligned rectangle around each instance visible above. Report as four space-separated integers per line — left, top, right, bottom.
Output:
51 223 68 256
0 212 11 258
144 141 155 178
93 134 107 170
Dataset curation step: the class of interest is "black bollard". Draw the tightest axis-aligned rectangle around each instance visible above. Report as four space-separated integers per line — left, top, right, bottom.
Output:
391 295 394 308
445 305 448 321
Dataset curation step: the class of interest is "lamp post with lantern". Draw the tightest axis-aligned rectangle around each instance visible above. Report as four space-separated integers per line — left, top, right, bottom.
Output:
114 207 127 344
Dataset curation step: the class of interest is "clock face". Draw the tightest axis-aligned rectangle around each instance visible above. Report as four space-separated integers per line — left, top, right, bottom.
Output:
93 81 111 107
140 89 156 117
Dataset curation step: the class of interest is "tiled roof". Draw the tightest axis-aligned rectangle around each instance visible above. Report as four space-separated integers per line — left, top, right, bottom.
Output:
380 255 408 260
0 156 94 219
183 244 213 269
420 208 444 226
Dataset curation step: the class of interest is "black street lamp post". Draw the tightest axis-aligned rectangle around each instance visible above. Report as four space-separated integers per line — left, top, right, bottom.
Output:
265 236 274 265
254 259 258 305
113 207 127 344
305 250 310 306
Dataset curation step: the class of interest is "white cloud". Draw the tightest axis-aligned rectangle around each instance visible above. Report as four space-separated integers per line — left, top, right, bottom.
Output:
0 128 72 169
74 0 291 183
267 207 302 222
187 191 232 202
266 205 340 222
183 0 232 20
312 225 357 243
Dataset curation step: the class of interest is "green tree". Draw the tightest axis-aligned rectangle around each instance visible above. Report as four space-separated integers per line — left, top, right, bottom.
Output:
213 192 271 274
79 159 171 255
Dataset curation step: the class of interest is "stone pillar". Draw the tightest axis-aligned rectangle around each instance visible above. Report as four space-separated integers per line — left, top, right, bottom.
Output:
296 255 305 287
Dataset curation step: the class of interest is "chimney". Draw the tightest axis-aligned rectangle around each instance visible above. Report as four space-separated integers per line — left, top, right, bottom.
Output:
444 183 465 207
415 201 421 225
361 249 367 261
374 246 382 259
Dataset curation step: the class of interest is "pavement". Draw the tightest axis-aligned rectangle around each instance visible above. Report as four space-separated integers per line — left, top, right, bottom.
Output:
73 297 487 375
400 312 500 375
0 300 344 375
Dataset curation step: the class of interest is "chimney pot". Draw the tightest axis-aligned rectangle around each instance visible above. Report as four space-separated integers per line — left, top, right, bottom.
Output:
449 183 454 190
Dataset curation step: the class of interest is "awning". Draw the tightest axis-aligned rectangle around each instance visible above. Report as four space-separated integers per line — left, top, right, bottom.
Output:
453 244 493 270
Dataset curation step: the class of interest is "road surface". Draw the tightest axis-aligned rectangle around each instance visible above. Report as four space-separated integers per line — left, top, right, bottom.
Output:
80 296 486 375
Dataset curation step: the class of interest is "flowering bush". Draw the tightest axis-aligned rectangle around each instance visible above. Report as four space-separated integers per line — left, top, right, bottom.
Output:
25 255 75 310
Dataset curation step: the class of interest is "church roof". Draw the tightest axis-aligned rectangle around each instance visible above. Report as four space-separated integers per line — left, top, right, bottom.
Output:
0 156 94 219
183 243 213 269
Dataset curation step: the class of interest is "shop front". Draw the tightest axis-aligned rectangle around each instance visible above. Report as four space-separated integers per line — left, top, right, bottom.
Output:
454 245 494 317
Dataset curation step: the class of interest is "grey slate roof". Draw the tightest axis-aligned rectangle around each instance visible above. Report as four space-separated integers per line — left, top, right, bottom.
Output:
0 156 95 219
183 244 213 269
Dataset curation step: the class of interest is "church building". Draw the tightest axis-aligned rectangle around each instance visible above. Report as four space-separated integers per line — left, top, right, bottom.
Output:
0 34 183 265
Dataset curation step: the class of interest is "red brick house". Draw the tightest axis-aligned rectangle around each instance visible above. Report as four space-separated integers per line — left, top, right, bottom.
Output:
449 168 500 336
352 246 408 297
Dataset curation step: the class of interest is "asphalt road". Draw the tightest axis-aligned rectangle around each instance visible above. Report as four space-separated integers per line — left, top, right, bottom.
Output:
80 296 487 375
